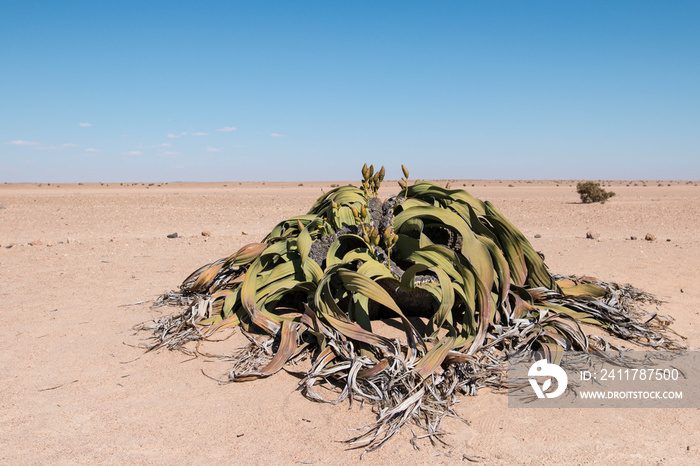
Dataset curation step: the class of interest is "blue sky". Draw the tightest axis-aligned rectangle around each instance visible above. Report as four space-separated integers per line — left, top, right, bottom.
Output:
2 1 698 182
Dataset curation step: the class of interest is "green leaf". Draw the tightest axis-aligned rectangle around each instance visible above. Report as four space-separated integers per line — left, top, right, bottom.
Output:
560 283 607 298
394 205 495 292
413 336 457 379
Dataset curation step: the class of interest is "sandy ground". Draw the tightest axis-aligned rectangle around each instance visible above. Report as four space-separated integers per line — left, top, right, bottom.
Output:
1 179 699 465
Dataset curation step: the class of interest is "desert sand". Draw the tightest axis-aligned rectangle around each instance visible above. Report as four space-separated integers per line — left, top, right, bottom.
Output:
1 179 698 464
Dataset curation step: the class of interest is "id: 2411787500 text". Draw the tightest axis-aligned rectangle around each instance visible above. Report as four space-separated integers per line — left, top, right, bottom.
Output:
580 368 680 382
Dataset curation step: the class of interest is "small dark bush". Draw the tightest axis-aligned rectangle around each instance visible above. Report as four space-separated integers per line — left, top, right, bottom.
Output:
577 181 616 204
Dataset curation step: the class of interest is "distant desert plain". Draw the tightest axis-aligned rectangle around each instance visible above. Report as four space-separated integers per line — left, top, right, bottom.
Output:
1 179 699 464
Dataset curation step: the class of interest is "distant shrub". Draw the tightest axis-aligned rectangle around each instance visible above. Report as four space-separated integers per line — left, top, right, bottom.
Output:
577 181 616 204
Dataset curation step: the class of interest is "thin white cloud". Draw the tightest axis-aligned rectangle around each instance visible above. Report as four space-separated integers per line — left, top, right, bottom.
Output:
123 150 142 156
7 140 40 146
62 143 79 148
217 126 237 132
167 132 187 138
206 146 222 153
270 133 286 138
78 122 92 127
159 151 180 156
192 132 208 136
85 147 101 153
